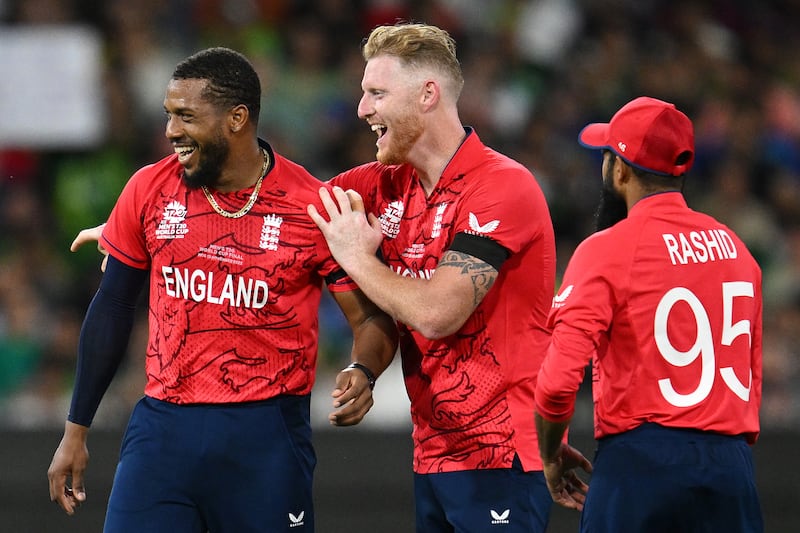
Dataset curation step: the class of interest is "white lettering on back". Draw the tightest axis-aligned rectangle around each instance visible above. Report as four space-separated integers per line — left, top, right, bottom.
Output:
662 229 739 265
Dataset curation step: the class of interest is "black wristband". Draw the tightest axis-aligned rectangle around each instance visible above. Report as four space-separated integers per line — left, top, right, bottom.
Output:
346 362 376 390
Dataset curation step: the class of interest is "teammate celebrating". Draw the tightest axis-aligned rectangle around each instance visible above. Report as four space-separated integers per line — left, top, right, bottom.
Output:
47 47 397 533
309 23 558 532
534 96 764 532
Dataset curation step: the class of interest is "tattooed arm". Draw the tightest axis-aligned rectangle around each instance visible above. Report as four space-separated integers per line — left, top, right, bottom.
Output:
309 188 507 339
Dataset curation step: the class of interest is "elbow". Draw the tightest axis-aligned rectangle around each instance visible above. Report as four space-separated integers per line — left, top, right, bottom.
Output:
410 309 466 340
415 324 450 340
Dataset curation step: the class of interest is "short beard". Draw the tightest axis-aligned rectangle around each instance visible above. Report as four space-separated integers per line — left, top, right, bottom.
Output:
594 175 628 232
376 106 423 166
182 132 229 189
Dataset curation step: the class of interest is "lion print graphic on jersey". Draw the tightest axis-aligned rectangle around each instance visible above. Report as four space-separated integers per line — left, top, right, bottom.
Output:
147 223 317 402
401 312 516 473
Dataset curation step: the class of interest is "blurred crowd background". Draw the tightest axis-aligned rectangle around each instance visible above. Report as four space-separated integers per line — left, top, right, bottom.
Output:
1 0 799 432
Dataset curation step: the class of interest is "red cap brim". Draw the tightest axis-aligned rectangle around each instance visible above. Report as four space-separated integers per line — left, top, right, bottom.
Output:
578 123 611 149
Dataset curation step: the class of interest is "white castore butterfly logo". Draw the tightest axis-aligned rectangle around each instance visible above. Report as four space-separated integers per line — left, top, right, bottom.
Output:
490 509 510 524
552 284 574 308
289 511 305 527
468 212 500 234
618 141 627 153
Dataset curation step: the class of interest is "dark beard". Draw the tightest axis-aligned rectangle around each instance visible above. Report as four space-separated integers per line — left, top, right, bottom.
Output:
181 134 229 189
593 178 628 232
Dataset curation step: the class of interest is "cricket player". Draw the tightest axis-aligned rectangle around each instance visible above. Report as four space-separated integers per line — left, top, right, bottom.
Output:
535 96 764 532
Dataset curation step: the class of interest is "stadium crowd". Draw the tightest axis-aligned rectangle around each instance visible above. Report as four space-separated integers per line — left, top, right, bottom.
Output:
1 0 799 430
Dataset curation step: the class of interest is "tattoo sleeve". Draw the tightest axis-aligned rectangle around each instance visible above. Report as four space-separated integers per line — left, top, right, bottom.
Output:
438 250 497 305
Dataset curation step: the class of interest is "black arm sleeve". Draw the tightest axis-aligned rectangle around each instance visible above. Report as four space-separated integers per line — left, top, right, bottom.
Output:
449 232 510 271
67 255 148 427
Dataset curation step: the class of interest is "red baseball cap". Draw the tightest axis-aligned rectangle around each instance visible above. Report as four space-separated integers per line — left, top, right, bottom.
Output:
578 96 695 176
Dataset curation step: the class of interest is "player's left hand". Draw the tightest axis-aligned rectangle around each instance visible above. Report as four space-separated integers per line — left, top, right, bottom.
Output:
70 223 109 272
328 365 375 426
541 443 592 511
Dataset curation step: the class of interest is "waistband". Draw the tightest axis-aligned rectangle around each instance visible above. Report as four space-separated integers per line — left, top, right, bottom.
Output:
599 423 747 446
144 393 310 410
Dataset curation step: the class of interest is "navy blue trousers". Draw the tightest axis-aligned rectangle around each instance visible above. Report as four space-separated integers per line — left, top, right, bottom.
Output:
103 395 315 533
413 454 551 532
581 423 763 533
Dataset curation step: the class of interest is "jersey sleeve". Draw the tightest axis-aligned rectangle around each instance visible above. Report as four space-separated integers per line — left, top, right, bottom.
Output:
535 233 618 421
100 167 151 269
451 167 548 258
307 179 360 293
330 162 383 216
325 165 384 292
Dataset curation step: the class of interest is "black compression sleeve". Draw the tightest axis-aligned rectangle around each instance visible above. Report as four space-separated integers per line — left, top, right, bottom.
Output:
68 255 148 427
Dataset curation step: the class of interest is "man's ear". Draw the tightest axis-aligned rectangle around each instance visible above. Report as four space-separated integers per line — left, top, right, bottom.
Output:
229 104 249 133
420 80 439 110
615 157 632 187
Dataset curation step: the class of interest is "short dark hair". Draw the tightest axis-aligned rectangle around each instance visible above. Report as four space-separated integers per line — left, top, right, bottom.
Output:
172 47 261 125
605 149 686 192
631 165 686 192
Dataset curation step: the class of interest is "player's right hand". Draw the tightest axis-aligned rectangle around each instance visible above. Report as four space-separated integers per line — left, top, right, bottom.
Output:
47 421 90 515
328 364 375 426
541 443 592 511
70 223 109 271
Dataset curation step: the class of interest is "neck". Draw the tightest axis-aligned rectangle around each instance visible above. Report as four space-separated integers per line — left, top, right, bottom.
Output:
212 142 267 193
413 120 466 196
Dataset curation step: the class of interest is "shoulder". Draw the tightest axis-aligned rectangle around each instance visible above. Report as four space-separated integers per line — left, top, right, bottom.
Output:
270 152 329 200
123 154 182 196
332 162 398 187
572 224 634 266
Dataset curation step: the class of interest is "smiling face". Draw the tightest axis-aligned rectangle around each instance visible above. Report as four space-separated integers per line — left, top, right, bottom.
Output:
357 55 424 166
163 78 231 189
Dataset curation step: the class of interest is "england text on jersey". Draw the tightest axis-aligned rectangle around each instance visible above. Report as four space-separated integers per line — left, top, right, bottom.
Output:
391 265 435 279
662 229 738 265
161 265 269 308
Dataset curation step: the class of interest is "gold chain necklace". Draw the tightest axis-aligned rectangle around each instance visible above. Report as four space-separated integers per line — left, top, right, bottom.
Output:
201 148 269 218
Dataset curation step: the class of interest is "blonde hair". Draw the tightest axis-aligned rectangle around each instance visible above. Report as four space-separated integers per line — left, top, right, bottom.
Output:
362 23 464 98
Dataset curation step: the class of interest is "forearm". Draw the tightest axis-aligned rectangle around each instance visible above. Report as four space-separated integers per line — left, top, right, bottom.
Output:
330 287 399 384
344 254 428 324
350 312 398 379
342 253 475 339
68 256 146 426
534 326 595 421
535 412 570 462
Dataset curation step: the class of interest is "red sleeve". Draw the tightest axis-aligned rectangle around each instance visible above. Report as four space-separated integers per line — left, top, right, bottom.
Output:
100 167 151 269
535 324 593 422
535 234 616 421
452 166 549 255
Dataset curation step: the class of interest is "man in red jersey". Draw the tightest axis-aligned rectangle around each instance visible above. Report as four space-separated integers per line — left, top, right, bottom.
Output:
534 97 764 532
47 47 397 533
308 23 561 532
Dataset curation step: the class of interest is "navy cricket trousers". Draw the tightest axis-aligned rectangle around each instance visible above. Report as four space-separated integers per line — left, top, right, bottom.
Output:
581 423 763 533
103 395 315 533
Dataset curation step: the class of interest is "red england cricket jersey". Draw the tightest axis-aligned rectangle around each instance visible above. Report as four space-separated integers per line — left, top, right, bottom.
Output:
101 143 351 404
333 129 556 473
536 192 762 443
